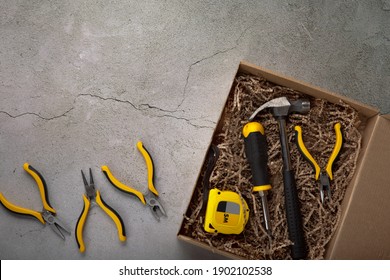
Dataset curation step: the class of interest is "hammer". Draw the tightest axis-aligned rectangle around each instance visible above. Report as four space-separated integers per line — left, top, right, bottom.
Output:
249 97 310 259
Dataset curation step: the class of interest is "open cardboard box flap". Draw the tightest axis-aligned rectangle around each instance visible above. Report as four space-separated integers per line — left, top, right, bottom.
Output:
326 113 390 259
178 61 390 259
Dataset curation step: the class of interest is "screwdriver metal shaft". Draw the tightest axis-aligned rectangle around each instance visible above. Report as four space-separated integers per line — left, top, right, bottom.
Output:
259 191 272 236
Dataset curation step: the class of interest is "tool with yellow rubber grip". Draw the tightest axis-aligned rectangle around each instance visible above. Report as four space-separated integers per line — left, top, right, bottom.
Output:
202 145 249 234
294 123 343 204
0 163 70 239
101 141 166 221
243 122 272 236
204 188 249 234
250 97 310 259
75 168 126 253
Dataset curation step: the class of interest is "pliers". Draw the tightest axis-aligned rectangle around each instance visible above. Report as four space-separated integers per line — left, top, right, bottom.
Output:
101 141 166 221
294 123 343 204
75 168 126 253
0 163 70 239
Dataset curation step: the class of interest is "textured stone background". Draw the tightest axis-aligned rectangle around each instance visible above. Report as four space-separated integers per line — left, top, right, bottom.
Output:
0 0 389 259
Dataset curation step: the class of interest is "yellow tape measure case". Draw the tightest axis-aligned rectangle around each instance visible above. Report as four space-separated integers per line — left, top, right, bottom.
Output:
204 189 249 234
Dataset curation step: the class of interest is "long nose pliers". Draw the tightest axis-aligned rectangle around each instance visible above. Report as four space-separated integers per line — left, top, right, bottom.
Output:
101 141 166 221
75 168 126 253
0 163 70 239
294 123 343 204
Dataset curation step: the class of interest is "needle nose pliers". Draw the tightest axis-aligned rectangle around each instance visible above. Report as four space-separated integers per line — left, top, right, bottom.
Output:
101 141 166 221
75 168 126 253
294 123 343 204
0 163 70 239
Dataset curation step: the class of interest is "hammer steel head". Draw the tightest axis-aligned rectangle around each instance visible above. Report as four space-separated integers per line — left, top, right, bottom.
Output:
249 97 310 120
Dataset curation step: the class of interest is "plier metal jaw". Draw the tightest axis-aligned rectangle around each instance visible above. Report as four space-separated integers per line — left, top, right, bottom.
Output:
41 210 70 239
0 163 70 239
75 168 126 253
101 141 167 221
144 192 166 221
294 123 343 204
81 168 97 201
319 173 332 204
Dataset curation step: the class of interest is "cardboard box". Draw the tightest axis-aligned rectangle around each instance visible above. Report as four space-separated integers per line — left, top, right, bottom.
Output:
178 61 390 260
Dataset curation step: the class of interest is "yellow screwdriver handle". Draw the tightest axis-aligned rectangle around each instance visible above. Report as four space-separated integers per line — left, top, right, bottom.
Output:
0 192 45 224
137 141 159 196
325 123 343 180
95 190 126 242
75 194 90 253
101 166 146 205
294 126 321 180
242 122 272 192
23 163 56 214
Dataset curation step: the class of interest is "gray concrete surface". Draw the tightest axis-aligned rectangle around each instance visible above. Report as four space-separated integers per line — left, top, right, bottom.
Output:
0 0 389 260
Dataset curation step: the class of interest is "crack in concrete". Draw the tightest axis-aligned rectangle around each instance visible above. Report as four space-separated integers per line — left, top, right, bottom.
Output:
178 46 236 110
0 20 259 128
77 93 139 110
0 107 74 121
76 93 213 129
77 93 183 114
159 114 214 129
0 93 214 130
178 17 258 110
139 103 183 114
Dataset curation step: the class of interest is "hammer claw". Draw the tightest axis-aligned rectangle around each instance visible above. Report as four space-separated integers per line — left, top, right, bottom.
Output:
249 97 290 121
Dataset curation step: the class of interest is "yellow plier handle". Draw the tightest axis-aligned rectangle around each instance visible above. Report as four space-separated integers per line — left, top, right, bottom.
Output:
137 141 159 196
0 163 56 224
101 166 146 205
294 123 343 180
24 163 56 213
325 123 343 180
0 192 45 224
95 191 126 241
75 194 90 253
75 191 126 253
294 126 321 180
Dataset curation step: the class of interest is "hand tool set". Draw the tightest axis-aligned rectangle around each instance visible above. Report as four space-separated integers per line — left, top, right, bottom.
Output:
181 73 361 260
0 142 166 253
0 75 358 259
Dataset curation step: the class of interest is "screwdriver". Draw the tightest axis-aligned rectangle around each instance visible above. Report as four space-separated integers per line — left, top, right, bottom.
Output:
242 121 272 236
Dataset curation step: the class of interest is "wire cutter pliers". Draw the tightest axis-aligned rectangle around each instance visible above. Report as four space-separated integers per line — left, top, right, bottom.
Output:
75 168 126 253
101 141 166 221
294 123 343 204
0 163 70 239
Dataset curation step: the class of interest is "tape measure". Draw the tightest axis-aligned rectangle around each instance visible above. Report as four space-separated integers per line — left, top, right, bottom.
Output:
202 145 250 234
204 188 250 234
